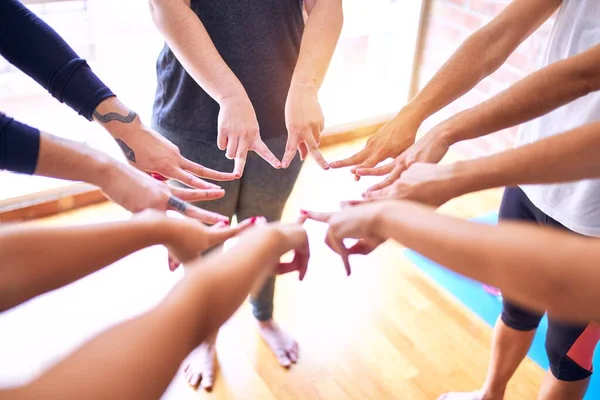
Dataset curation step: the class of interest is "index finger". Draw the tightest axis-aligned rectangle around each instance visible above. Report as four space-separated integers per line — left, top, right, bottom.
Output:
326 229 351 276
304 133 329 170
299 209 334 223
251 139 281 169
167 196 229 224
329 146 371 169
182 158 236 182
355 161 395 177
234 141 249 178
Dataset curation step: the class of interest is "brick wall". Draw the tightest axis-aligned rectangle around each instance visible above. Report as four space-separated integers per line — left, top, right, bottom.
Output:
414 0 555 159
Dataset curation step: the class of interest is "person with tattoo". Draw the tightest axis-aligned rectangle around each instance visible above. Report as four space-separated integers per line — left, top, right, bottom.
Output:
0 0 235 222
0 211 310 400
149 0 343 390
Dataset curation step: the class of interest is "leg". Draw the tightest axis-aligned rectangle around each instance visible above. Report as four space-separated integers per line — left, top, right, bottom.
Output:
237 135 303 368
168 134 241 391
537 319 599 400
440 187 544 400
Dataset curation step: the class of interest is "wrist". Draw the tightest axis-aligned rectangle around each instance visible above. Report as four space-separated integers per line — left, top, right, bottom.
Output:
93 97 142 136
215 85 249 107
290 76 319 93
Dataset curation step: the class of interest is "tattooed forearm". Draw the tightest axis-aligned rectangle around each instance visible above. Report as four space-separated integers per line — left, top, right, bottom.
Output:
168 196 188 213
115 139 136 163
93 110 137 124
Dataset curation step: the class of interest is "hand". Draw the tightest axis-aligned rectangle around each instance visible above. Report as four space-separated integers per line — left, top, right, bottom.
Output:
363 162 460 207
94 99 237 188
260 222 310 281
299 202 389 276
218 94 281 176
329 107 422 176
360 123 452 192
98 162 228 224
282 82 329 170
163 215 259 270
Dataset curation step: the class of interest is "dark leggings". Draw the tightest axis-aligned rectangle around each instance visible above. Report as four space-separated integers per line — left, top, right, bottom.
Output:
499 187 598 381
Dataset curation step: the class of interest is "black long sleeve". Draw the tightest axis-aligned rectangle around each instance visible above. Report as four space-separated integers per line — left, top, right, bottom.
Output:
0 0 115 121
0 113 40 175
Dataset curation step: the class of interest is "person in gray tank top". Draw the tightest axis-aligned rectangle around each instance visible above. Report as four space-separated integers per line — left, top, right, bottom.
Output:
149 0 342 390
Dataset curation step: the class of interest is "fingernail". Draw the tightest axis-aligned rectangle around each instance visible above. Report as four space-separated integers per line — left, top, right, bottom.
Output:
300 209 308 215
234 172 241 179
150 173 168 182
282 162 288 169
275 161 282 169
250 216 258 224
324 164 330 170
223 220 230 226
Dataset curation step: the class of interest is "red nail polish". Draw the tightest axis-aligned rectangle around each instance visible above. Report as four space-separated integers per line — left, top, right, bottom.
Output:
223 220 230 226
150 173 168 182
249 216 258 224
300 209 308 215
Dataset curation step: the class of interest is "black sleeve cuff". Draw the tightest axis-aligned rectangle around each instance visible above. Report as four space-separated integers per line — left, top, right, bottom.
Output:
50 59 116 121
0 113 41 175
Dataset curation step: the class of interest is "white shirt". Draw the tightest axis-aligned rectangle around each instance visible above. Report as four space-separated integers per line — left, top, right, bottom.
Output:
516 0 600 236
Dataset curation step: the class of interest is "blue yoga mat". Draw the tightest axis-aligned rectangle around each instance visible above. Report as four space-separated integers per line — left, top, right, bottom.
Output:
404 212 599 399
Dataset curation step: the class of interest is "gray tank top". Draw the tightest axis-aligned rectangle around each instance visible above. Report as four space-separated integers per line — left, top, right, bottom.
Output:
152 0 304 141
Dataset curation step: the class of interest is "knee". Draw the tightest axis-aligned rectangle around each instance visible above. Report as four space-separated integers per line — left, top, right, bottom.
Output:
501 300 543 331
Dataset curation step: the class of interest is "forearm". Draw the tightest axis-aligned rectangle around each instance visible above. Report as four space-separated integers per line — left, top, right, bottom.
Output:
0 219 165 312
7 230 286 400
449 121 600 197
148 0 246 103
0 0 113 120
292 0 343 89
444 44 600 144
376 201 600 322
405 0 560 124
35 131 128 187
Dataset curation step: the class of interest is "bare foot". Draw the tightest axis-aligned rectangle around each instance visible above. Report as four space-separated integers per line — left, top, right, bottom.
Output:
438 391 502 400
258 320 299 368
183 334 217 391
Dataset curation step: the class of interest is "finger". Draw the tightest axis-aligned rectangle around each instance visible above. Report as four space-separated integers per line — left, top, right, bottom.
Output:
299 209 333 223
295 246 310 281
329 147 371 169
181 158 236 182
251 140 281 169
171 186 225 202
233 141 249 178
217 127 228 151
226 137 238 160
340 199 370 209
365 163 404 193
209 216 256 244
355 161 395 177
168 255 181 271
167 168 223 190
288 343 299 363
362 186 392 201
276 351 292 368
167 196 228 224
281 136 299 169
325 230 351 276
298 142 309 161
353 154 384 172
348 240 379 255
304 134 329 170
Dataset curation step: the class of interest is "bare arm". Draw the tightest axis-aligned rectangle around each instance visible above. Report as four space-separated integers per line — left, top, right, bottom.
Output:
441 43 600 145
374 201 600 322
33 132 227 223
365 121 600 205
3 224 306 400
331 0 561 170
282 0 343 169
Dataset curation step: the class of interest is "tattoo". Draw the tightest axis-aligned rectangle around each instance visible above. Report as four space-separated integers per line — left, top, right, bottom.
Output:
115 139 136 163
168 196 188 213
93 109 137 124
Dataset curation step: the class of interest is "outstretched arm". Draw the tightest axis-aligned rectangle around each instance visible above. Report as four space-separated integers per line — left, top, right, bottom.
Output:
2 223 307 400
364 121 600 205
331 0 561 172
305 201 600 323
281 0 343 169
0 212 250 312
0 118 228 223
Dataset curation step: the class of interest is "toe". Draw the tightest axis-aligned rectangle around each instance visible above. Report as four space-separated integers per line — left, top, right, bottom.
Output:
287 341 299 363
277 351 292 368
187 372 201 388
